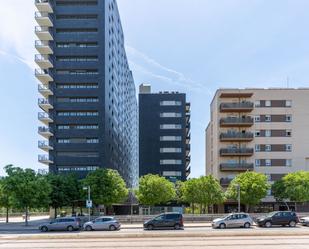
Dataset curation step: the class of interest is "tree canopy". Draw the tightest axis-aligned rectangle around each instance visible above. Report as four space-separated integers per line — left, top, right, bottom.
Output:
283 171 309 203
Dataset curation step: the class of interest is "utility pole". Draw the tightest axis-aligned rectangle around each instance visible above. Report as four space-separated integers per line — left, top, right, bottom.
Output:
236 184 241 212
83 186 91 222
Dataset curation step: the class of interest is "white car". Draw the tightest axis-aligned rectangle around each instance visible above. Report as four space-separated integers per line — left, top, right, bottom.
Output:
300 217 309 226
212 213 253 229
83 216 121 231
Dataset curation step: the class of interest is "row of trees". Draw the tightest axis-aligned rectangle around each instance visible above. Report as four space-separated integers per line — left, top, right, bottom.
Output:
1 164 309 225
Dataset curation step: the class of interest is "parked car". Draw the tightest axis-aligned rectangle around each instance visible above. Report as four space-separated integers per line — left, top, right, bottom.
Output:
212 213 253 229
83 216 121 231
256 211 299 228
143 212 184 230
39 217 81 232
299 217 309 226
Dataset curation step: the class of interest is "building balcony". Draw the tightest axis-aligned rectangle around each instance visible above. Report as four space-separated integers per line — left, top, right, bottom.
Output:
35 0 53 13
220 132 254 142
38 155 54 165
38 98 53 112
38 84 53 98
35 40 53 54
186 155 191 166
186 133 191 142
35 54 53 69
38 112 53 124
35 12 53 27
38 140 53 151
219 92 253 98
186 166 191 177
220 178 233 187
35 69 53 84
220 102 254 112
35 26 53 41
220 162 254 172
186 103 191 112
186 144 191 155
38 126 53 138
186 112 191 122
220 148 254 156
220 117 254 127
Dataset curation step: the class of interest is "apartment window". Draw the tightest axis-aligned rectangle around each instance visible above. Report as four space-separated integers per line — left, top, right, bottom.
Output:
285 144 292 152
57 125 70 130
160 136 182 141
160 160 182 165
160 113 182 118
265 130 271 137
160 148 182 153
286 115 292 122
162 171 182 177
286 130 292 137
87 138 99 144
266 159 272 166
255 101 261 107
255 159 261 166
57 83 99 89
57 152 99 158
286 100 292 107
255 130 261 137
56 1 98 6
254 116 260 122
76 125 99 130
57 111 98 117
265 115 271 122
57 97 99 103
56 28 98 34
160 124 182 130
265 100 271 107
255 144 261 152
58 166 99 172
286 159 292 167
56 70 99 75
160 101 182 106
56 42 98 48
265 145 271 152
56 14 98 20
56 56 99 62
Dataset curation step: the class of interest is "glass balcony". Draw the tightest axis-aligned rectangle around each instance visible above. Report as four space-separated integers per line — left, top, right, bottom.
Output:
38 98 53 112
35 12 53 27
186 155 191 166
35 69 53 84
38 126 53 138
220 162 254 172
38 140 53 151
38 84 53 97
35 0 53 13
220 178 232 187
186 166 191 177
220 148 254 156
220 117 254 127
35 40 53 55
38 155 54 165
220 102 254 112
35 54 53 69
35 26 53 41
38 112 53 124
220 131 254 142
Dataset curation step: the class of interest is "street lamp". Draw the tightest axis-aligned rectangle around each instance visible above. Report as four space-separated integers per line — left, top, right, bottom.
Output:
83 186 91 222
235 184 241 212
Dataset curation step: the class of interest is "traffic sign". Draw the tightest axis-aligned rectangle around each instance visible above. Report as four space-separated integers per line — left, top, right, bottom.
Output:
86 200 92 208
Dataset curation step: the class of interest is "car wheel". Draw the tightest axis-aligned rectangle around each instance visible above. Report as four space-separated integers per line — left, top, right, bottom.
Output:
174 224 181 230
219 223 226 229
289 221 297 227
67 226 74 232
85 225 92 231
147 224 154 230
109 225 116 231
244 222 251 228
41 226 48 232
265 221 272 228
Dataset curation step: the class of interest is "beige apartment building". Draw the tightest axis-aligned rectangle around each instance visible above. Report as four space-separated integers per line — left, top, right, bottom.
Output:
206 88 309 212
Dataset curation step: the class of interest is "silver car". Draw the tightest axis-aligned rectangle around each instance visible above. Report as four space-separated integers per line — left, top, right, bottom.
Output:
83 216 121 231
39 217 81 232
300 217 309 226
212 213 253 229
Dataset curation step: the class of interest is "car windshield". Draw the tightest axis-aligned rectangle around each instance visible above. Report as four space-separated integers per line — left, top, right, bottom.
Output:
266 212 277 217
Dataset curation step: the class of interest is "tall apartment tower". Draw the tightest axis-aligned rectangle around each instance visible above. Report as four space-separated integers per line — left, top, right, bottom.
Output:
206 88 309 211
35 0 138 187
139 84 191 182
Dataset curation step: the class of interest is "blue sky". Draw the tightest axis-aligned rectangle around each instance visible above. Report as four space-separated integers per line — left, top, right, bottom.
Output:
1 0 309 177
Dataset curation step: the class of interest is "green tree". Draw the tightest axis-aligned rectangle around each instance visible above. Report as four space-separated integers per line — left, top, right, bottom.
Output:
84 168 128 213
283 171 309 210
226 171 269 212
180 178 200 214
0 177 12 223
136 174 176 206
4 165 51 226
271 179 290 210
64 174 82 215
196 176 225 213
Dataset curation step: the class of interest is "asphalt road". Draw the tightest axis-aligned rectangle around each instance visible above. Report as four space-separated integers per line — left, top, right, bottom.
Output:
1 235 309 249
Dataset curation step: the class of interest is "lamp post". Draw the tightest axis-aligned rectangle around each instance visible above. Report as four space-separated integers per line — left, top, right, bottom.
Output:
235 184 241 212
83 186 91 222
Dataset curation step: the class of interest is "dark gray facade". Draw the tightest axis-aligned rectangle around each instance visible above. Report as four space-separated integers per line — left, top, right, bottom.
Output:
138 84 191 182
35 0 138 187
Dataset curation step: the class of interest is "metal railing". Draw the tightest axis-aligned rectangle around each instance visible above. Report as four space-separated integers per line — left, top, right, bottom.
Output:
38 126 52 133
38 112 52 120
38 155 53 162
220 148 254 155
35 26 51 32
220 102 254 110
220 132 254 140
35 40 51 47
220 162 254 171
35 11 53 19
220 117 254 125
38 140 52 148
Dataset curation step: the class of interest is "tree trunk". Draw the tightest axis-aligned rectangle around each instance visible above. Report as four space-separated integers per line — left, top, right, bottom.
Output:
246 204 249 213
80 206 83 216
25 207 29 226
212 204 214 214
72 204 75 216
295 202 297 212
54 207 57 219
192 203 195 214
6 206 9 223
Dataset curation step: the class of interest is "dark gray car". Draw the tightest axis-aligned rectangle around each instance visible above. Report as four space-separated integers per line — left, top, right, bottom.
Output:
39 217 81 232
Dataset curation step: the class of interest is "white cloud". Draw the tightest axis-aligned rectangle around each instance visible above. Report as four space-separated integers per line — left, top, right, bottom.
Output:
0 0 35 69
